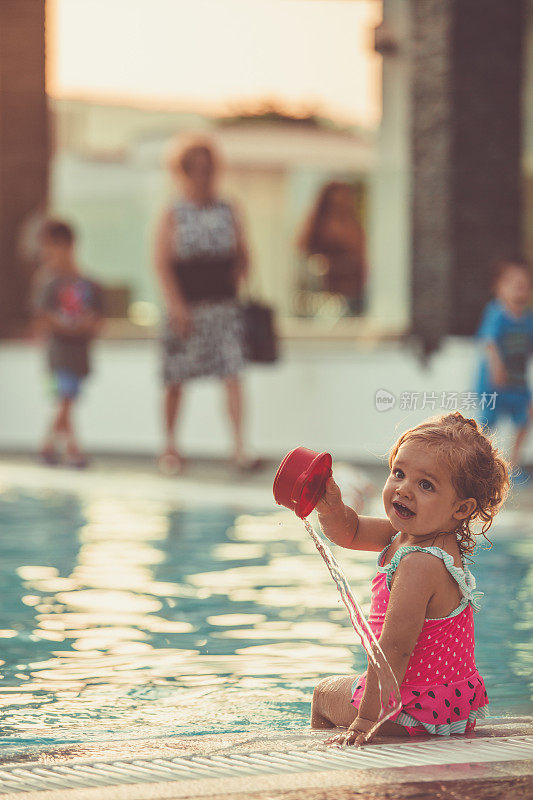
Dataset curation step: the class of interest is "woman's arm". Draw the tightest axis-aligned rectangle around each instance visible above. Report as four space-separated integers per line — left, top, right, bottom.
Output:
231 204 250 287
354 552 437 736
316 477 396 552
153 208 192 336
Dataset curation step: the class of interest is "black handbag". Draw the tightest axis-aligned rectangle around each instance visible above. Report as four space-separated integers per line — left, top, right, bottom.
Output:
242 299 278 363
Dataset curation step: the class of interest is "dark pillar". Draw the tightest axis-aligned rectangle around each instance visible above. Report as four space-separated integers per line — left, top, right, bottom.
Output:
411 0 453 355
411 0 524 352
0 0 49 336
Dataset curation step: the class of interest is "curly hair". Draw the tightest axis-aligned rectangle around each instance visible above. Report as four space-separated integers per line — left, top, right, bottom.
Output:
389 412 510 555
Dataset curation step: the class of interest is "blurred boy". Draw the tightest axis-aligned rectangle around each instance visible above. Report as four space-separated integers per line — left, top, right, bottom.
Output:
475 257 533 467
36 220 103 467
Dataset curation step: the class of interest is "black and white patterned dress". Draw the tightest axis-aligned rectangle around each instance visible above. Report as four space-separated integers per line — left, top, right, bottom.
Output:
162 199 246 384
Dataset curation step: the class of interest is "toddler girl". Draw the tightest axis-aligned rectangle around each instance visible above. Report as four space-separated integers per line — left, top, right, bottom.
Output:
311 412 509 744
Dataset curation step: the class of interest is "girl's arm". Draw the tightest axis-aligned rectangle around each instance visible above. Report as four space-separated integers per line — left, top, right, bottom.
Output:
74 311 103 338
353 552 438 739
41 312 81 337
477 303 506 386
316 477 395 552
485 342 508 386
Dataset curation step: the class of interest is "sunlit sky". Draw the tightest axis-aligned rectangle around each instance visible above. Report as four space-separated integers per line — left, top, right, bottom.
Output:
46 0 382 126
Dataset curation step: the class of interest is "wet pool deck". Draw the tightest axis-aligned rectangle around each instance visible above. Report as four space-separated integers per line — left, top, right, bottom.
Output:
0 455 532 798
0 719 531 799
2 452 533 514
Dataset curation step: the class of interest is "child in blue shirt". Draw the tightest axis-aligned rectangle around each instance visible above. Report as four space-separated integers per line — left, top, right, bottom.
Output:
475 258 533 466
36 220 103 468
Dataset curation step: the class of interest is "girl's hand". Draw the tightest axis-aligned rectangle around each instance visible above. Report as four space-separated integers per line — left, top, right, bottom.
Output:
315 477 343 517
490 361 508 387
325 717 375 748
73 312 100 337
315 477 361 549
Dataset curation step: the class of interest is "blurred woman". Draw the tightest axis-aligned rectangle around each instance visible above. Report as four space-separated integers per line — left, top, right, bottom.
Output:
153 136 253 474
297 181 368 314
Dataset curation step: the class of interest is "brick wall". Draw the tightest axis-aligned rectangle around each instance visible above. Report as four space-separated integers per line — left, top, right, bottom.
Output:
0 0 49 335
411 0 525 351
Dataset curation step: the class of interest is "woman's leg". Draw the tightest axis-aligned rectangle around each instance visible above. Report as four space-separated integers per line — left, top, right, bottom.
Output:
224 375 244 464
160 383 184 471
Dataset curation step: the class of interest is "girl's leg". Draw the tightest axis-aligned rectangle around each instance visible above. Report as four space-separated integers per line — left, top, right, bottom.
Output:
311 675 408 736
311 676 358 729
62 398 83 459
41 398 65 456
42 396 83 463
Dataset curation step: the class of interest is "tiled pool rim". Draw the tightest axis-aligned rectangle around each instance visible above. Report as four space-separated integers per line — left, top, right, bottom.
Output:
0 735 532 796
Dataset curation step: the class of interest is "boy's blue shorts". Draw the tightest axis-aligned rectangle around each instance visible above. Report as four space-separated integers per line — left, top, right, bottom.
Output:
478 387 532 429
51 370 83 399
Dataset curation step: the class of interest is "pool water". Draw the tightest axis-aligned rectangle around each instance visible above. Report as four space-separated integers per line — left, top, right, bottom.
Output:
0 490 531 756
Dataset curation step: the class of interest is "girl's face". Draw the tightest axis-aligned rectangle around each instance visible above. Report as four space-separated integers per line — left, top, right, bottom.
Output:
40 237 74 271
382 440 472 541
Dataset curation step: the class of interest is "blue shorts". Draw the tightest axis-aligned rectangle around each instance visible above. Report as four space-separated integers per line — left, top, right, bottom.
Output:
477 388 531 429
52 370 83 399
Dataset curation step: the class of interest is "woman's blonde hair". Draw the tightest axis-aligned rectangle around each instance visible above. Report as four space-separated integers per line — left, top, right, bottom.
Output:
389 411 510 554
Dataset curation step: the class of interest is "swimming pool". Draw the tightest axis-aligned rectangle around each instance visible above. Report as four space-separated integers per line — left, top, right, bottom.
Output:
0 488 531 757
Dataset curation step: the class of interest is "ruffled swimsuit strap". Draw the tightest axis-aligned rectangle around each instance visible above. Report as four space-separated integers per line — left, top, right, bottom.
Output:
377 540 483 612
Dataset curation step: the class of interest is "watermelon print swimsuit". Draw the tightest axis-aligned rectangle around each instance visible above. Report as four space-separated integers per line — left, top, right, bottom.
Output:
351 534 489 736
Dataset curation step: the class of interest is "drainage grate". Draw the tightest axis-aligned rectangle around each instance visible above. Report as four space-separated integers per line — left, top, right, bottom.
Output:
0 736 531 795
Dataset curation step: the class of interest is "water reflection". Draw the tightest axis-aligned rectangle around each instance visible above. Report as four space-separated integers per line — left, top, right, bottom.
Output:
0 491 531 755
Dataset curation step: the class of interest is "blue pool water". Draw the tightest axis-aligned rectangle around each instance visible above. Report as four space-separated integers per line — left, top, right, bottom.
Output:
0 489 531 756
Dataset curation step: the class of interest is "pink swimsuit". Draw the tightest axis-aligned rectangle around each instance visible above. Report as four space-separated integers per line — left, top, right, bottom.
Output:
351 536 489 736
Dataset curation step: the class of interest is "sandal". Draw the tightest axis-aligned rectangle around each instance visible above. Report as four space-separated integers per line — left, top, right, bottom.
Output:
39 449 60 467
65 455 89 470
158 452 185 476
232 457 264 474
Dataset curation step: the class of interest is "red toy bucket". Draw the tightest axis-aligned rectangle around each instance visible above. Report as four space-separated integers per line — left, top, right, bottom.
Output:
273 447 332 519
